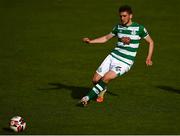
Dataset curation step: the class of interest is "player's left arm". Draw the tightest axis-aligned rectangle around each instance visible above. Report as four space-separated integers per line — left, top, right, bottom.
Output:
144 35 154 66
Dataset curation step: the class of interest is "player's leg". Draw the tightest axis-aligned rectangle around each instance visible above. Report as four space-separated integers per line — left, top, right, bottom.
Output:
101 70 117 83
80 70 117 106
92 72 107 102
92 72 102 85
96 57 131 102
80 55 111 106
96 89 107 102
92 55 113 102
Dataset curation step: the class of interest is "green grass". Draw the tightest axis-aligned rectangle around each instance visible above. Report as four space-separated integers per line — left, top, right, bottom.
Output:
0 0 180 134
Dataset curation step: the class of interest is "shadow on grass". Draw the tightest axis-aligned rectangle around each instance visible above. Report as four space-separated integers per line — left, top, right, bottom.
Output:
2 127 14 133
39 82 118 100
156 85 180 94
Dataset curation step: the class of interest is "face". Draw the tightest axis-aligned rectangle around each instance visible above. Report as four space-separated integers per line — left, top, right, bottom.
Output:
119 11 132 26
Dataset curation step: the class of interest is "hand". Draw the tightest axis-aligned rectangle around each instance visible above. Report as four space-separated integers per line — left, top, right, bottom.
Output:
146 59 153 66
83 38 91 44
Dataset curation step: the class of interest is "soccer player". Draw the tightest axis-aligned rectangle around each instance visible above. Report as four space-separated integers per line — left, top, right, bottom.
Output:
80 5 154 106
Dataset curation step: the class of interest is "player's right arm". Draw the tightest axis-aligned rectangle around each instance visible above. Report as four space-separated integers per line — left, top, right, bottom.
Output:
83 33 114 44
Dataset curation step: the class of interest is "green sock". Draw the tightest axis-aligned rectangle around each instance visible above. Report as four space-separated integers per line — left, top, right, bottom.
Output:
87 80 107 100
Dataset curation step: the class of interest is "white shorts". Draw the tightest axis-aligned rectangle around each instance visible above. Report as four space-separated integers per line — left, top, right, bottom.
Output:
96 55 131 77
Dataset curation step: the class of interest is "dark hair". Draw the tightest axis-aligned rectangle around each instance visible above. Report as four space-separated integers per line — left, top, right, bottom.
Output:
119 5 133 14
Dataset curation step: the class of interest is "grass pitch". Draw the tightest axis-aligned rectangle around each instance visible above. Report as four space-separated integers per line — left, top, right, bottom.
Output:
0 0 180 134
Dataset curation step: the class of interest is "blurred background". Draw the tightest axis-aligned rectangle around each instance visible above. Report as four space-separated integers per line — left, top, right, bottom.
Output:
0 0 180 134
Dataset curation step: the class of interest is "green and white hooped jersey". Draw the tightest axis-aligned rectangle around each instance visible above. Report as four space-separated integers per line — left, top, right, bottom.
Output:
110 22 149 67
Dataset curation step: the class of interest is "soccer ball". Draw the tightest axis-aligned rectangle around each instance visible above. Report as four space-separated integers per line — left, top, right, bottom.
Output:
9 116 26 132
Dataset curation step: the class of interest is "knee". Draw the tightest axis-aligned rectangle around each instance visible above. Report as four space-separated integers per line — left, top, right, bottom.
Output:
102 76 112 84
92 77 100 85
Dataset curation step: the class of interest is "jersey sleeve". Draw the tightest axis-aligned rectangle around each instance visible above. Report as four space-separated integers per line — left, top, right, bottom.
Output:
139 25 149 38
111 25 118 36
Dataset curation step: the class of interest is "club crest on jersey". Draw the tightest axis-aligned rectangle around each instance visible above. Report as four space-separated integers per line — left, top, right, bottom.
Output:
131 30 137 35
115 66 121 72
119 29 122 32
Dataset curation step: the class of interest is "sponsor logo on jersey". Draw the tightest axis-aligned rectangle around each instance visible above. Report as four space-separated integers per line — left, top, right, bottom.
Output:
97 67 102 73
